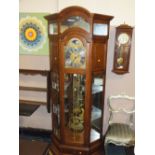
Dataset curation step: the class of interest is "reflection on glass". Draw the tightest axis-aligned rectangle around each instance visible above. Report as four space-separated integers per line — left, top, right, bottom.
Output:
65 38 86 69
93 23 108 36
90 75 103 142
115 37 130 69
49 23 58 35
51 72 60 138
64 74 85 144
61 16 90 33
51 72 59 91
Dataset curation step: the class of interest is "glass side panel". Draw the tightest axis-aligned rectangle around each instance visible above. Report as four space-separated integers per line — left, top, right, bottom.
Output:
64 74 85 144
49 23 58 35
61 16 90 33
51 72 60 139
93 23 108 36
90 74 104 142
65 38 86 69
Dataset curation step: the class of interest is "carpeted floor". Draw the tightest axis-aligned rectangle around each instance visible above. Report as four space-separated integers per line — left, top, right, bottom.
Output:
19 138 49 155
19 128 134 155
107 144 126 155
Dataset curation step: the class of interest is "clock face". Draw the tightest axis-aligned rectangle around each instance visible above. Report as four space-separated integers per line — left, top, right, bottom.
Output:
117 33 129 44
65 38 86 68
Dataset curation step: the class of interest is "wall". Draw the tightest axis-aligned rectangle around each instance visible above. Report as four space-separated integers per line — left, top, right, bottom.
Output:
103 27 135 133
19 0 135 134
58 0 135 26
19 0 58 13
19 0 58 70
19 0 134 70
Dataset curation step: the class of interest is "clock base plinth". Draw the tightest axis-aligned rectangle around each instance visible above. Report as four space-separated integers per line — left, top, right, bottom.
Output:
47 135 105 155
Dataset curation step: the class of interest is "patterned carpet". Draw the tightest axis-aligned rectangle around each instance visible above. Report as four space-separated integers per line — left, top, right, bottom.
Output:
19 128 133 155
107 144 126 155
44 145 126 155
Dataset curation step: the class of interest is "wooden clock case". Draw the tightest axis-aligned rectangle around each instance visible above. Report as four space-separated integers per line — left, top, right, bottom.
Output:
45 6 113 155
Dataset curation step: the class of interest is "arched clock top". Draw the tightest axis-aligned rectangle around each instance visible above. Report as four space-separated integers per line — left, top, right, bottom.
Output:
59 6 92 20
59 6 92 34
45 6 113 37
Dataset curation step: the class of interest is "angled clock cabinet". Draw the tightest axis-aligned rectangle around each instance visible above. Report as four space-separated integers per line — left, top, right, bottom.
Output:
45 6 113 155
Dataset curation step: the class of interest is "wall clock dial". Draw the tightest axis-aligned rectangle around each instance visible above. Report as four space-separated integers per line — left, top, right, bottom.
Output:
118 33 129 44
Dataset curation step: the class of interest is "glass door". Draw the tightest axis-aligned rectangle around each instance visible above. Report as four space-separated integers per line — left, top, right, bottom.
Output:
63 37 87 145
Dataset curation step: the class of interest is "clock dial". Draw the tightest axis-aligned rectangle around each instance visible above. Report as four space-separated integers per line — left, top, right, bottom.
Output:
118 33 129 44
65 38 86 68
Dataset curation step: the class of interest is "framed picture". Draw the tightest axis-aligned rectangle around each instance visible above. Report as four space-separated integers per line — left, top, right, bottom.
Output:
19 13 49 55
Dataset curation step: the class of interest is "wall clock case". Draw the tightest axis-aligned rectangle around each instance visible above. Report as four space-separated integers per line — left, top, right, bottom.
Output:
45 6 113 155
112 24 133 74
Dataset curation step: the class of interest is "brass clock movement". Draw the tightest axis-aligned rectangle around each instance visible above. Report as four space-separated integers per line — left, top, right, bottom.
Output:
112 24 133 74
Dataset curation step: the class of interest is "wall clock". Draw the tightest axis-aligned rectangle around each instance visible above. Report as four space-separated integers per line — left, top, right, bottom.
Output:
112 24 133 74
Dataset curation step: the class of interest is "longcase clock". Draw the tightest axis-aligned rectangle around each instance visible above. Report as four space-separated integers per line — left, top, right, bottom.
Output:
45 6 113 155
